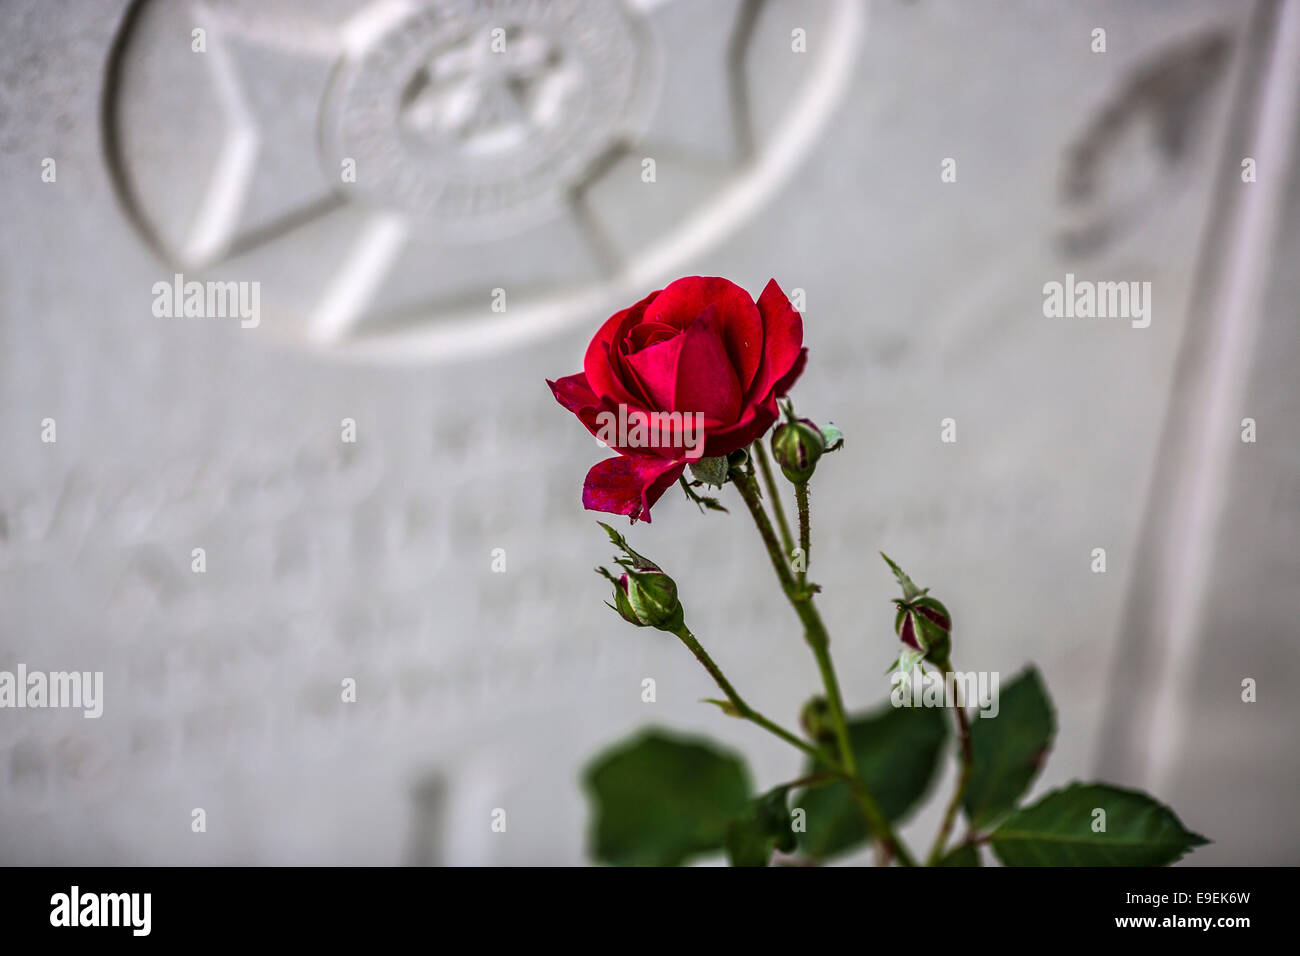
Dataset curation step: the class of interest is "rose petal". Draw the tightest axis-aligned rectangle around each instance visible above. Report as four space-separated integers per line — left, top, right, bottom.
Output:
606 340 658 411
583 291 658 406
698 347 805 457
547 372 621 447
673 307 743 423
626 321 678 351
900 612 920 649
594 404 709 460
916 605 951 631
546 373 666 458
547 372 600 419
645 276 762 391
769 345 808 398
582 454 688 523
623 333 684 410
701 401 780 458
747 279 804 403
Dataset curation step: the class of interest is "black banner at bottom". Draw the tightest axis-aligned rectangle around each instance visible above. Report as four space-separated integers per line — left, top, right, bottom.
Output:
0 864 1280 941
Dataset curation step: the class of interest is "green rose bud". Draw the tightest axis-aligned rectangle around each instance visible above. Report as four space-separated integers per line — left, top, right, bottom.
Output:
595 521 685 633
603 569 644 626
770 400 826 484
622 568 685 632
882 553 953 671
771 418 825 483
800 696 836 745
895 596 952 667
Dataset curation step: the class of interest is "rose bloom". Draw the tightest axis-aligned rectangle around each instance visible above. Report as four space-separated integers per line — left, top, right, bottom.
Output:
547 276 806 522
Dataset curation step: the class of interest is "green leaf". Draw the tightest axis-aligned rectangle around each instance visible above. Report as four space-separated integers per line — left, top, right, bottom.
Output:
989 783 1209 866
880 552 925 601
684 492 727 514
678 475 729 513
584 729 751 866
887 645 927 677
689 455 730 488
724 816 773 867
935 843 982 866
725 787 796 867
820 423 844 452
701 698 742 718
595 521 656 569
795 703 948 860
963 666 1056 829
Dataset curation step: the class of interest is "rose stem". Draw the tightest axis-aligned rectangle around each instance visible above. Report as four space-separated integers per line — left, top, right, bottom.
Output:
730 461 917 867
753 441 796 560
794 481 811 588
926 685 975 865
671 623 837 767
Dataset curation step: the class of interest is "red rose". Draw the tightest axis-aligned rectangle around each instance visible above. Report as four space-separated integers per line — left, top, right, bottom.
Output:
547 276 807 522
